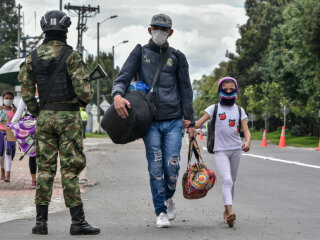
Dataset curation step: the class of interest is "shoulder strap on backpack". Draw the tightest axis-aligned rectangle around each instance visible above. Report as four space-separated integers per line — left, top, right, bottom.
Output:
213 104 218 123
146 48 169 101
238 106 242 133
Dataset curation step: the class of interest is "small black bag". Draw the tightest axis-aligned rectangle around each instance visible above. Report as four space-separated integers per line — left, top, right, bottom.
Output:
101 48 169 144
207 105 242 154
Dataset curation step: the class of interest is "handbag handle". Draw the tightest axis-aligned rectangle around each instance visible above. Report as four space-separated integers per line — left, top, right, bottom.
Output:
187 137 203 168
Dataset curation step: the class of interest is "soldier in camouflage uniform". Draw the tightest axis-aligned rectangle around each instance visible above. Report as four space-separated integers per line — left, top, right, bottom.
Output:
18 10 100 235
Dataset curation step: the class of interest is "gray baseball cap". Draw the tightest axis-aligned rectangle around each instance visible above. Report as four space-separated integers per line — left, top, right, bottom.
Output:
150 14 172 28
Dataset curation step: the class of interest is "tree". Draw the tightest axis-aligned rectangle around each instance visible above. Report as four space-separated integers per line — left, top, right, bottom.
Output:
0 0 18 67
193 0 320 135
193 61 228 117
301 1 320 58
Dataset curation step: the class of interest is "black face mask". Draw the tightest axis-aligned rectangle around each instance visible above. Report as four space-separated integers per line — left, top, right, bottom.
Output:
219 89 237 106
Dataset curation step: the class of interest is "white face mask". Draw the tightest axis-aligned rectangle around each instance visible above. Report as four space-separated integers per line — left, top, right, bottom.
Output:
3 99 13 107
151 30 169 46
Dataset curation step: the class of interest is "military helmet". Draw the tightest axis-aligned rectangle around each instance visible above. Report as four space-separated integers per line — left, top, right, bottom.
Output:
40 10 71 33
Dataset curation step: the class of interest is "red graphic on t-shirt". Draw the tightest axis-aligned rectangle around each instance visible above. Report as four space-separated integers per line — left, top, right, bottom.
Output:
237 126 240 132
229 119 236 127
219 113 226 120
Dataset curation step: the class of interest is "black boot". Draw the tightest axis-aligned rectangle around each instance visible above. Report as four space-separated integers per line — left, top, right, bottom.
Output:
32 205 48 235
69 205 100 235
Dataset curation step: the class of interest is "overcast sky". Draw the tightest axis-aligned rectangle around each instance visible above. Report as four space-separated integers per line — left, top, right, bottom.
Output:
16 0 247 81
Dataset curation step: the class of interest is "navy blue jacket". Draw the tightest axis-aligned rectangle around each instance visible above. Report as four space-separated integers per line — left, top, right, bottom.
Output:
112 39 195 124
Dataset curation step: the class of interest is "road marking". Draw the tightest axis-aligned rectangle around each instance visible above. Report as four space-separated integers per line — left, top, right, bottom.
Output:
287 146 314 151
202 146 207 151
243 153 320 169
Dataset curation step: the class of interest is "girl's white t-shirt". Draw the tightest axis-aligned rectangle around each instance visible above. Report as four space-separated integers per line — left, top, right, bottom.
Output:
205 103 247 152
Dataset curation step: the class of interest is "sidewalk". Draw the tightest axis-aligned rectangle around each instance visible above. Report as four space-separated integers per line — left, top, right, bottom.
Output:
0 137 108 223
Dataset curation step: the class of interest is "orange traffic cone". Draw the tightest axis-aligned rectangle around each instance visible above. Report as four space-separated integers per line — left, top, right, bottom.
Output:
278 126 286 148
199 130 203 140
261 130 267 147
315 138 320 151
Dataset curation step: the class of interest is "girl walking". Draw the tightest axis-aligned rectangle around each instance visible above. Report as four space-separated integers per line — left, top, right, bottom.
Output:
0 91 16 182
184 77 251 227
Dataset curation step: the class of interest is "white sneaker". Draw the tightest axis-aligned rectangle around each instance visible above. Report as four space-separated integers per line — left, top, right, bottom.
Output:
156 213 170 228
165 198 176 221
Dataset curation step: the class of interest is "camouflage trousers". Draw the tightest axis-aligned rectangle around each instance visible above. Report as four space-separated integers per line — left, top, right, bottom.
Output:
35 110 86 208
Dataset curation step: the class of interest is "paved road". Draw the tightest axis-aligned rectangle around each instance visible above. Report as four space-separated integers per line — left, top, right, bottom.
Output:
0 137 319 239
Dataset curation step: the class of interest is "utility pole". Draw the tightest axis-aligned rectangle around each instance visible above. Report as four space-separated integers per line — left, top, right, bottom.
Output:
21 35 44 57
17 4 22 58
34 12 37 32
64 3 100 54
112 41 129 82
60 0 62 11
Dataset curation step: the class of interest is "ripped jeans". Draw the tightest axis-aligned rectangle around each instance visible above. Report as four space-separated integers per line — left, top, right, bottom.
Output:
143 118 182 216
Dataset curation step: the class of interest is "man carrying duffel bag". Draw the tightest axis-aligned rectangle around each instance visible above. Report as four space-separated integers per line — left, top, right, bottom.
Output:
111 14 196 228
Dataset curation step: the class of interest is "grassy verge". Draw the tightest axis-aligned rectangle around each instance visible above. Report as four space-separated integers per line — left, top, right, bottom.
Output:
251 130 319 148
85 133 109 138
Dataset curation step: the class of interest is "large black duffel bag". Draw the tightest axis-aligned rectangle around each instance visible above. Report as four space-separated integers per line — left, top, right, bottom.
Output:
101 48 168 144
101 91 155 144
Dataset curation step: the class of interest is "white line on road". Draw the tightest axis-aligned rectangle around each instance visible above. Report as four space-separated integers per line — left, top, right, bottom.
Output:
243 153 320 169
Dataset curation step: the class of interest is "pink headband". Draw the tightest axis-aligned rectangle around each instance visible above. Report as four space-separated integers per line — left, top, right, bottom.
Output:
218 77 238 88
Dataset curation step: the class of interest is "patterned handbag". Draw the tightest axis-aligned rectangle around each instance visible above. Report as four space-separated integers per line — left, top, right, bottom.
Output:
182 137 217 199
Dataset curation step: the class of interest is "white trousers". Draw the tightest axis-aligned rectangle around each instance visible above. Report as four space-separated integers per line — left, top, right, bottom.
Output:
0 135 12 172
215 150 242 206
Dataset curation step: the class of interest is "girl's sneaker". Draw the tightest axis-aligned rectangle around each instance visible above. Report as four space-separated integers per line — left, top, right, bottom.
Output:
165 198 176 221
31 181 36 188
156 213 170 228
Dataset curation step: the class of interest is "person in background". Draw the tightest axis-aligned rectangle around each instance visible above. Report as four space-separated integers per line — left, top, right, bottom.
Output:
80 107 88 139
0 91 16 182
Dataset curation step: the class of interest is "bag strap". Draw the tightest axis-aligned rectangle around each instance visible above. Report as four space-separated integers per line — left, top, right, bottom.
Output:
238 106 242 133
146 48 169 101
209 104 218 135
188 137 203 167
32 46 73 110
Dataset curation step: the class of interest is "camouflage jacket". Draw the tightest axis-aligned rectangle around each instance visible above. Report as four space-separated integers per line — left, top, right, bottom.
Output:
18 40 93 116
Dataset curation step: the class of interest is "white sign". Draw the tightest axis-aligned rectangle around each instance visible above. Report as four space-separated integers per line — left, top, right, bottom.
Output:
248 113 256 122
100 100 110 112
90 104 98 116
280 105 290 116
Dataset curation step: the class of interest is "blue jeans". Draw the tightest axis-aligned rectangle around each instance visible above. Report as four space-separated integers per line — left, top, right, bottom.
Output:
143 118 182 216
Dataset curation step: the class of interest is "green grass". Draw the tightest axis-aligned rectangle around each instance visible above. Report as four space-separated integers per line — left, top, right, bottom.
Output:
251 130 319 148
85 132 109 138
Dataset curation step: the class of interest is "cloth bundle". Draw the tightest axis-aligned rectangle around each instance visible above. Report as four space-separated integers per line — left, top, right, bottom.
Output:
8 115 37 157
